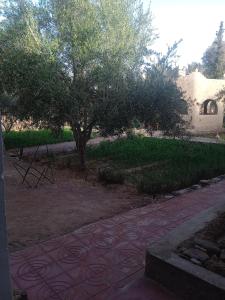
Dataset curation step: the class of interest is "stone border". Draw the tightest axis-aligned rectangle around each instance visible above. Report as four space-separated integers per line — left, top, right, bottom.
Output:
163 174 225 199
145 200 225 300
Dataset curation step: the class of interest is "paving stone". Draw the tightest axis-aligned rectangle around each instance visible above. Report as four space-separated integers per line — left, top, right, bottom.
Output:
194 238 221 256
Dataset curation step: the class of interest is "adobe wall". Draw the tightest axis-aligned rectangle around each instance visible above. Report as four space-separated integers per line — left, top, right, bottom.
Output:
177 71 225 133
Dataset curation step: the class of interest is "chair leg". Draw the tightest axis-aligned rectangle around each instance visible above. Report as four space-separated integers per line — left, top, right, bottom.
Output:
14 163 32 188
35 167 47 188
40 164 55 184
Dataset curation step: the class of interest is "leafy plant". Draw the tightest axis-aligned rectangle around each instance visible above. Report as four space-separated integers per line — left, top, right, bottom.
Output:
3 129 73 149
88 136 225 194
98 167 125 184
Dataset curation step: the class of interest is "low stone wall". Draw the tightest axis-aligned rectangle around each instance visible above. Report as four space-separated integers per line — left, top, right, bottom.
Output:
145 199 225 300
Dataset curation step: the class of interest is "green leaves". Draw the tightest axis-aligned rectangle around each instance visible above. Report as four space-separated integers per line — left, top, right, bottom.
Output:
202 21 225 79
0 0 185 167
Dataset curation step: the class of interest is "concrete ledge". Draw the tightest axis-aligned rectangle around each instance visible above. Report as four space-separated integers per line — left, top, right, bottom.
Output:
145 200 225 300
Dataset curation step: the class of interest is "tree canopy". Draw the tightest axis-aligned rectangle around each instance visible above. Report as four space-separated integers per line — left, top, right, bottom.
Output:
202 21 225 79
0 0 186 167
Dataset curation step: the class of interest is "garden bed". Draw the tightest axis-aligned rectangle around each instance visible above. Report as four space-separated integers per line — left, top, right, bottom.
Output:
87 136 225 195
6 135 225 254
177 212 225 277
145 201 225 300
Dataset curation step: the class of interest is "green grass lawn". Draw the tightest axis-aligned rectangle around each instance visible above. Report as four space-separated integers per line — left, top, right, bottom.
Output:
3 129 74 150
87 136 225 194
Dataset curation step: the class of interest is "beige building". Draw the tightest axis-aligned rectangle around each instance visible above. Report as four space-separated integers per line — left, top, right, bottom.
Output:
177 70 225 134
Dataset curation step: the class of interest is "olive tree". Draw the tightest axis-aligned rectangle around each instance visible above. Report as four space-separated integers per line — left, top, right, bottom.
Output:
0 0 155 168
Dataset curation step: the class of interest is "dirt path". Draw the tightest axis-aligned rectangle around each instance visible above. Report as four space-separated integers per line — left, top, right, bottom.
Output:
11 136 118 158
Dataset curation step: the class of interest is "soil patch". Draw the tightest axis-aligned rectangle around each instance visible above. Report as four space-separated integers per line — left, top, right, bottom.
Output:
5 156 161 252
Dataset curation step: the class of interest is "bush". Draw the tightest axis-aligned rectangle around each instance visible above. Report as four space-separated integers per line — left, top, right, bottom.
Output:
3 129 73 149
98 167 125 184
136 175 180 195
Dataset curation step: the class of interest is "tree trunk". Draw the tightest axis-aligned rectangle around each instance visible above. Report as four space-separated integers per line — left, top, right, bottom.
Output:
77 136 86 170
71 121 94 170
71 125 87 170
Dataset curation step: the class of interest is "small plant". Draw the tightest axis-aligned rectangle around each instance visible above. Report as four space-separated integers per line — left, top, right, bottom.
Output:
136 176 179 195
98 167 125 184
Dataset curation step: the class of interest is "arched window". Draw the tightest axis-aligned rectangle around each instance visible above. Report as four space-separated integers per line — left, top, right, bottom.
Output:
200 100 218 115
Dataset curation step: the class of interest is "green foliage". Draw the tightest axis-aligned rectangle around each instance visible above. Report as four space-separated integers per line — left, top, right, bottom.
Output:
0 0 156 167
98 167 125 184
3 129 73 149
88 136 225 194
0 1 186 169
202 21 225 79
136 161 223 195
0 0 66 129
0 93 17 132
186 62 203 75
133 42 187 133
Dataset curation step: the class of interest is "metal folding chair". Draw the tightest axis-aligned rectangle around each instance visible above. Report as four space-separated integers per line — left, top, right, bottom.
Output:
12 144 55 188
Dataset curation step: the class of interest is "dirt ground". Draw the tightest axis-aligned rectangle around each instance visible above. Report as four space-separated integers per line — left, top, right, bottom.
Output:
5 156 156 252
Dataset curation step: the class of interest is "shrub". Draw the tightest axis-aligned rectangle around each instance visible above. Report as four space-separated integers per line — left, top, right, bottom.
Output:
3 129 73 149
98 167 125 184
136 176 179 195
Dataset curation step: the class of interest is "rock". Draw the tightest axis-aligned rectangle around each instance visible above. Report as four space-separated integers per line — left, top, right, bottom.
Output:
194 244 207 252
164 194 174 199
205 256 225 276
194 238 221 256
191 184 201 190
211 177 221 183
172 189 189 196
218 235 225 248
179 246 188 253
183 248 209 262
190 258 202 266
199 179 210 186
220 249 225 261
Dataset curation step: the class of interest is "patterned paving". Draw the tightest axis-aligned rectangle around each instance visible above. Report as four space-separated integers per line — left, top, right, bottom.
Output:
10 181 225 299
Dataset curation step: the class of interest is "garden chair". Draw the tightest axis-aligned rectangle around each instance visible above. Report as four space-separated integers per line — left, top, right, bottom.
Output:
11 144 55 188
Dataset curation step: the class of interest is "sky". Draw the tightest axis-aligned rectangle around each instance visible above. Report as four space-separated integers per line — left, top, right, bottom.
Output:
1 0 224 68
147 0 225 67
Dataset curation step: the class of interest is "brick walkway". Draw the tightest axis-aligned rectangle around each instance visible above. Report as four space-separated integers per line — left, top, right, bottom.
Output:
10 181 225 300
